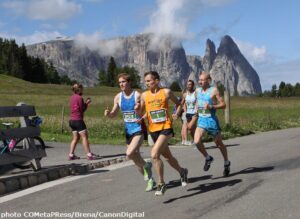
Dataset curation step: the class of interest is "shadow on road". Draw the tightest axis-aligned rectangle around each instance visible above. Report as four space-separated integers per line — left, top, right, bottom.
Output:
81 169 109 174
167 175 213 189
44 145 54 149
212 166 274 180
164 179 242 204
0 163 112 176
206 143 240 150
100 153 126 159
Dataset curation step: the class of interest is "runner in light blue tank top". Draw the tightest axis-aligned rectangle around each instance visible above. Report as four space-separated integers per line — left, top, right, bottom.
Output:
104 73 155 192
193 72 231 177
119 91 142 136
197 86 220 136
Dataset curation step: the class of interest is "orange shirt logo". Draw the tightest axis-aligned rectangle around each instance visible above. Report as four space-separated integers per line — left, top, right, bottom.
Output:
147 99 162 108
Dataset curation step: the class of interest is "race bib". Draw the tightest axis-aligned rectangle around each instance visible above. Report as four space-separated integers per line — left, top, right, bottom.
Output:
198 100 211 117
198 107 211 117
123 111 138 122
186 101 196 114
150 109 167 123
186 101 195 110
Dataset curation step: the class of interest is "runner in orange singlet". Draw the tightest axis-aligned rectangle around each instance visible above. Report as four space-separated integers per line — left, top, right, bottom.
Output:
140 71 188 196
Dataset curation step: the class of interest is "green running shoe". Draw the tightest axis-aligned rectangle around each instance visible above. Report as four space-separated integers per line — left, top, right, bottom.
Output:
145 178 156 192
143 161 152 181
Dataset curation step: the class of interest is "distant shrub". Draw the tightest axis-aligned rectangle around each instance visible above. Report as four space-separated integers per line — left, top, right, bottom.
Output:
169 81 182 92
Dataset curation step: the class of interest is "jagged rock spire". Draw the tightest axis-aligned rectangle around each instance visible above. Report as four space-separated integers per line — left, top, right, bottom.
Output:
202 39 216 72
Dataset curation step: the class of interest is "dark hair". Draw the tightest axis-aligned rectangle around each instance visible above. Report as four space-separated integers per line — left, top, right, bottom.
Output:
117 73 131 82
187 80 195 86
72 83 83 94
144 71 160 80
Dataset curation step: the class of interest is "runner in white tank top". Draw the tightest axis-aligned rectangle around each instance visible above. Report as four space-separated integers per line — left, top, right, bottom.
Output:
181 80 197 145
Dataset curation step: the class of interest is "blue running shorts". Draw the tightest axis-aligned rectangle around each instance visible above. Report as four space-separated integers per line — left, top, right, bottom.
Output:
197 116 221 137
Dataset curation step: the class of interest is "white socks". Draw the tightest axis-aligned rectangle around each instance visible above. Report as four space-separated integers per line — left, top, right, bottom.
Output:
225 160 230 165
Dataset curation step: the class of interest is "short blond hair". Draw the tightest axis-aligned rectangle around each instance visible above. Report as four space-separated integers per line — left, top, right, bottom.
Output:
200 71 212 80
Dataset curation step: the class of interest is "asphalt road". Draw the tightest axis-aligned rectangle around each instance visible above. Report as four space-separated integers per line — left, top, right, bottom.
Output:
0 128 299 219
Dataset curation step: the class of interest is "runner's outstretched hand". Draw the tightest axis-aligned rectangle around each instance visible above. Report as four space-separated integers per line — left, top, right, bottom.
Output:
172 113 178 120
104 106 110 117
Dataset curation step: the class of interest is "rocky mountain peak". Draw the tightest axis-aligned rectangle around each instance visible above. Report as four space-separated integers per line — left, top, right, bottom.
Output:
218 35 242 57
26 33 262 95
210 35 262 95
202 39 217 72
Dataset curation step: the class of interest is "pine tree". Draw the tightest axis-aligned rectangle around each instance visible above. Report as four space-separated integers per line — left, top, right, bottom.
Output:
271 84 277 97
278 81 286 97
98 69 107 86
295 83 300 96
46 62 60 84
0 37 64 84
107 57 117 87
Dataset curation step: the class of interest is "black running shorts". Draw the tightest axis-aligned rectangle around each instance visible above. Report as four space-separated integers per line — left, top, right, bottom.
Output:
125 131 144 145
69 120 87 133
186 113 196 122
149 128 174 143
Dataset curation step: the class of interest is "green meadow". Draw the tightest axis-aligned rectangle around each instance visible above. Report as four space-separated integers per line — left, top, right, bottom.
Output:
1 74 300 145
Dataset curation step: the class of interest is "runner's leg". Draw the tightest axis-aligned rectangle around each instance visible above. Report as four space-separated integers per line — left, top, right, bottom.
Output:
161 140 188 186
188 120 196 141
151 134 170 184
214 133 228 161
181 121 188 144
79 130 91 154
194 127 208 157
194 127 214 171
161 140 182 173
126 134 145 175
69 131 79 154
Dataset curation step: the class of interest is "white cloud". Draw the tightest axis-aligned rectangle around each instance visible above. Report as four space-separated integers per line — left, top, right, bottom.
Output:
74 32 124 57
2 0 81 21
144 0 189 40
143 0 235 50
0 31 65 45
235 39 269 65
1 1 24 14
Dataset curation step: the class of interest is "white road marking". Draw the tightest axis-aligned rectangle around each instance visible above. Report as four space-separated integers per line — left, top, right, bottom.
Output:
0 161 134 204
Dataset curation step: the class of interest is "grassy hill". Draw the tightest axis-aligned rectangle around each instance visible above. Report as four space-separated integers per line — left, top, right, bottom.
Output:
1 74 300 145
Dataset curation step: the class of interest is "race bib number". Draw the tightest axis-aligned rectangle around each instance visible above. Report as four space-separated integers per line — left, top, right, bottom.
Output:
198 100 211 117
186 101 195 110
150 109 167 123
198 107 211 117
123 111 137 122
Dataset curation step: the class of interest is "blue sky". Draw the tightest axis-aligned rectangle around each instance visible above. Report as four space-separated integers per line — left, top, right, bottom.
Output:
0 0 299 90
